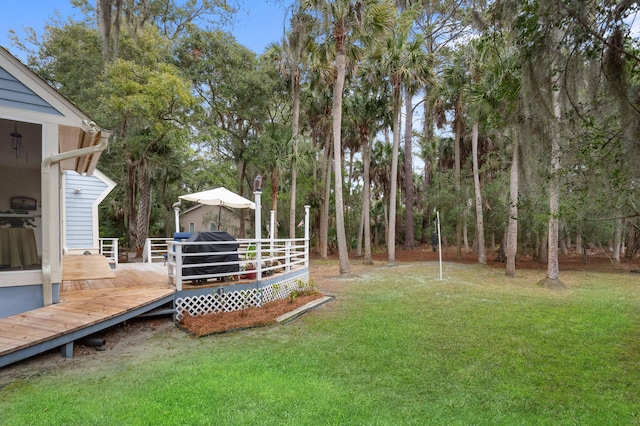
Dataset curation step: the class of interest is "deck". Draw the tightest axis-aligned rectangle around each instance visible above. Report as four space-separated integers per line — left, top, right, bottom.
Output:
1 239 311 368
0 261 174 368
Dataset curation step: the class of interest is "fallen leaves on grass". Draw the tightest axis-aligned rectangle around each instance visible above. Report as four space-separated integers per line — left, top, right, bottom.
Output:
179 293 323 337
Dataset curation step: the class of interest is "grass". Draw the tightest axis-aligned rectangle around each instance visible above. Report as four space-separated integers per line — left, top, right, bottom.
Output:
1 262 639 425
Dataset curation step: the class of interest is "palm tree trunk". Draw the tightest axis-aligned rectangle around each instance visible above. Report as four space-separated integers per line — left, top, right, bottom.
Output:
613 216 622 262
289 78 300 240
133 159 152 257
454 112 462 258
403 85 415 249
506 133 519 276
471 121 486 264
332 48 351 274
388 85 402 265
546 28 563 283
363 134 373 265
319 138 332 259
356 207 364 258
270 168 279 237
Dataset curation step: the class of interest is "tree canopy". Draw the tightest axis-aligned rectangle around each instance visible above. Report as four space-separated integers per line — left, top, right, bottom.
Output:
12 0 639 275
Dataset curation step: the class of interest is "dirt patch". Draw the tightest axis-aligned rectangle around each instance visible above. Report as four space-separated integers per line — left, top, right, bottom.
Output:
179 292 324 336
366 245 639 273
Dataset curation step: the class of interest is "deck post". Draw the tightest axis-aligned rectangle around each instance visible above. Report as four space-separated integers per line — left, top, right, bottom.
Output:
285 241 291 272
61 341 74 358
175 243 183 291
270 210 275 258
254 190 262 282
304 205 310 267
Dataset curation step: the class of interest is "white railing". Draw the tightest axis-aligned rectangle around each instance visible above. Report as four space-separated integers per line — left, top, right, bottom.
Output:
165 237 308 291
143 238 172 263
98 238 119 266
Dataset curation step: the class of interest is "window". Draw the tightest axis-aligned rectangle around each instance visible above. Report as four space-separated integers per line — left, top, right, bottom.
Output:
189 222 195 233
209 222 215 231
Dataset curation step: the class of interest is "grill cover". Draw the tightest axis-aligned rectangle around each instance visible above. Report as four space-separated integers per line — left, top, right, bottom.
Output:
182 231 239 279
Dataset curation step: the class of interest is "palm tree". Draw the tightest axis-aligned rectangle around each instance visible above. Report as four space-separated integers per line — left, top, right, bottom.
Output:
305 58 334 258
269 9 314 240
402 35 432 250
345 85 390 264
374 25 431 264
440 49 469 258
302 0 395 275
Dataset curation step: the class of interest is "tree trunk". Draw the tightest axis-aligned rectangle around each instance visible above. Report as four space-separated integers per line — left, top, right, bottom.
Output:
506 134 519 277
133 159 151 257
463 197 470 252
383 203 389 247
540 231 548 263
355 207 364 258
576 232 583 255
625 220 637 259
388 84 402 265
471 121 486 264
270 168 279 238
97 0 113 59
559 238 567 256
319 138 332 259
238 161 247 239
613 216 622 262
422 95 434 245
403 85 415 250
332 47 351 274
125 157 136 249
454 112 462 258
545 28 563 285
289 76 300 240
363 135 373 265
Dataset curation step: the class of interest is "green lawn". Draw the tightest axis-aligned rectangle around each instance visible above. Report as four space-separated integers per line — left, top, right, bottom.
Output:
2 262 639 425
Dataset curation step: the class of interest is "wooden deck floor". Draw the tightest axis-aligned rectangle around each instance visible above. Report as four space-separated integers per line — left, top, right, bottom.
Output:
0 262 175 368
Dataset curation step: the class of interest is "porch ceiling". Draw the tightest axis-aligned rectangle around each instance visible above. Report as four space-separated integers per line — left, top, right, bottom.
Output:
0 119 41 170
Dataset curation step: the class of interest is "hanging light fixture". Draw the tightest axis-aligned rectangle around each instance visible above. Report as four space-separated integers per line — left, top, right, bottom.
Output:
10 122 22 159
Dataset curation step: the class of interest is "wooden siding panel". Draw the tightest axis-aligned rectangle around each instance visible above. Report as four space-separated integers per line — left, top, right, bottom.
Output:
0 66 62 116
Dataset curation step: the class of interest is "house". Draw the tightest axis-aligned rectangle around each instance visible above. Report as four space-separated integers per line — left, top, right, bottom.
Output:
0 47 111 319
63 170 116 255
179 204 245 238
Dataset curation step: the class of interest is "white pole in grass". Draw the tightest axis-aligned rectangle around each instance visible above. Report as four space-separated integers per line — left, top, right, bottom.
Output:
437 210 443 280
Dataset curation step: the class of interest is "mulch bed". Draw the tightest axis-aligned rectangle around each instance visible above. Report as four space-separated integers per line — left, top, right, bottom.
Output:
179 292 324 337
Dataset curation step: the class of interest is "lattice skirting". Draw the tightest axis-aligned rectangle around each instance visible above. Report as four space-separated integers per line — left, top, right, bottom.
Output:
175 272 309 320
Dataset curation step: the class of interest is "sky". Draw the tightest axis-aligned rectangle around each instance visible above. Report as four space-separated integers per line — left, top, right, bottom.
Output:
0 0 290 59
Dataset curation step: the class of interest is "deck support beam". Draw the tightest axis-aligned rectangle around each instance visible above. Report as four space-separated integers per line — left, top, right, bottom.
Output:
61 341 74 358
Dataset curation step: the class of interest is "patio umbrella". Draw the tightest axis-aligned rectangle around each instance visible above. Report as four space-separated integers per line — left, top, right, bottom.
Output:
178 187 255 230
